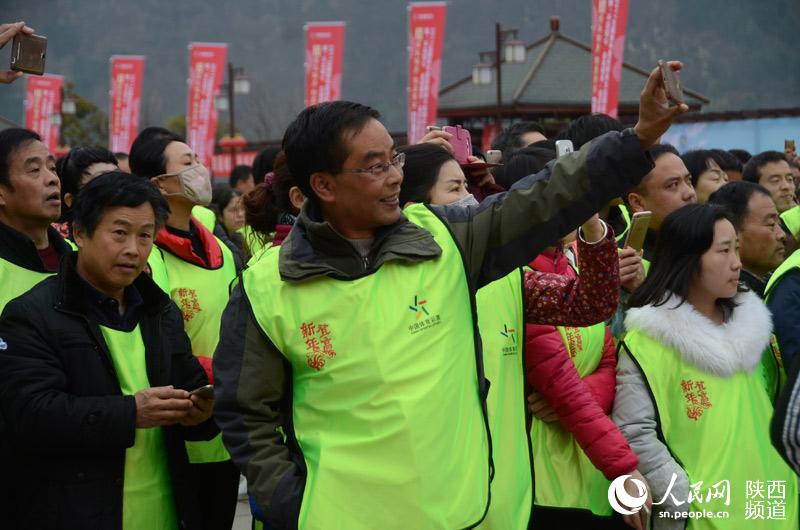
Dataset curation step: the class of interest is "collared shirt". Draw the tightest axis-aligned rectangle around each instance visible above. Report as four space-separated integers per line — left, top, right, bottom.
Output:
79 276 144 331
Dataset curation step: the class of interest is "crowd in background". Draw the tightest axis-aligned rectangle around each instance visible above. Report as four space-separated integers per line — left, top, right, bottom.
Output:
4 18 800 530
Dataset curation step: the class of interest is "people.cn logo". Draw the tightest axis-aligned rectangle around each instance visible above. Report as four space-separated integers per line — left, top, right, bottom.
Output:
408 295 429 321
608 474 649 515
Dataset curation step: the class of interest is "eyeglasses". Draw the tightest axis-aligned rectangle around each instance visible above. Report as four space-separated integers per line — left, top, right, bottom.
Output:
339 152 405 177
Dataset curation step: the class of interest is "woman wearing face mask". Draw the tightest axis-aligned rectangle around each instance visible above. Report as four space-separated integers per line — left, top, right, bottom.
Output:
129 129 240 530
398 143 644 530
614 203 797 530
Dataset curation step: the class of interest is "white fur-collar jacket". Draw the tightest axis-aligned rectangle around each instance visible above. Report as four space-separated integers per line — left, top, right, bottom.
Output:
624 289 772 376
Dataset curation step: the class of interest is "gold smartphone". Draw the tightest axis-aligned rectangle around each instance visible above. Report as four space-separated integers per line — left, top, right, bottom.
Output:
624 211 652 251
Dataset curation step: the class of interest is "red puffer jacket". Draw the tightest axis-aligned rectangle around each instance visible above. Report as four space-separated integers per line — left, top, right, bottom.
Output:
525 244 638 480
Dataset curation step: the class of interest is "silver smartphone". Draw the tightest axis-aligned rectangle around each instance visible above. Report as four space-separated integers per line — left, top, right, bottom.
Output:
555 139 574 158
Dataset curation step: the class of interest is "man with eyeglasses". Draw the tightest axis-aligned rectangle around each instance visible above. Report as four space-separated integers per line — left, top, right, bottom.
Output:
214 64 688 530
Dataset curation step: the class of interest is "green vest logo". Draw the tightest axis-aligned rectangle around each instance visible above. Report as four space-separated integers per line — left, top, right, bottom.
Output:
176 288 202 322
562 327 584 358
300 321 337 371
408 295 441 335
500 324 518 356
681 379 712 420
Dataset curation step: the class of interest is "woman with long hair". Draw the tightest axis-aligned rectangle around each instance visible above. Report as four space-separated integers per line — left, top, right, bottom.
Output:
614 203 797 529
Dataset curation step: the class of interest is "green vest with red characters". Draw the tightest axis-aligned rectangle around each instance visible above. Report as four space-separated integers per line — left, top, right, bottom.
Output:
157 228 236 464
475 269 532 530
243 203 491 530
530 321 613 516
620 329 798 530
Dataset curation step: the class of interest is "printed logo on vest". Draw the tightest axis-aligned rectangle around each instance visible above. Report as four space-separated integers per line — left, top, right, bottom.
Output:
300 321 337 371
681 379 712 420
175 288 202 322
562 327 583 358
500 324 517 356
0 338 6 351
408 295 441 335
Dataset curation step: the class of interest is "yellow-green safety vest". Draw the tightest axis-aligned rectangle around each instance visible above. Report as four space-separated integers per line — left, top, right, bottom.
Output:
780 205 800 241
158 236 236 464
191 205 217 232
530 321 613 516
475 269 531 530
101 325 178 530
243 203 490 530
615 204 632 243
0 258 54 311
621 329 799 530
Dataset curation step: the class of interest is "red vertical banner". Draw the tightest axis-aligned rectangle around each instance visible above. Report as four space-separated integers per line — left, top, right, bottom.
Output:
407 2 447 144
481 122 500 153
304 22 346 107
187 43 228 167
591 0 629 118
109 55 145 153
24 74 63 153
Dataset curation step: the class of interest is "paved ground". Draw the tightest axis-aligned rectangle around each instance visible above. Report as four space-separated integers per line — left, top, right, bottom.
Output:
233 499 251 530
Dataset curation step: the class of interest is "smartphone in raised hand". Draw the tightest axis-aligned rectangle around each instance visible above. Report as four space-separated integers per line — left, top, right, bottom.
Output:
442 125 472 164
659 60 684 106
10 33 46 75
624 211 652 251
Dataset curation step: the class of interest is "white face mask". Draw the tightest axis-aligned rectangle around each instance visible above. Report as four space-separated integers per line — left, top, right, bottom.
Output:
157 164 212 206
450 193 479 208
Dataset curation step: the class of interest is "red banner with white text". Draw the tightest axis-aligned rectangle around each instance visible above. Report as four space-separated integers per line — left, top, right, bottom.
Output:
304 22 345 107
591 0 629 118
187 43 228 167
407 2 447 144
109 55 145 153
24 74 63 153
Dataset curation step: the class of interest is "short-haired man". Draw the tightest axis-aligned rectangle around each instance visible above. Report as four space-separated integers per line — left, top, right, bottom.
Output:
743 150 796 211
611 144 697 338
625 143 697 263
0 128 74 530
214 62 687 528
229 164 255 193
0 172 216 529
709 181 786 297
492 120 547 159
0 128 72 307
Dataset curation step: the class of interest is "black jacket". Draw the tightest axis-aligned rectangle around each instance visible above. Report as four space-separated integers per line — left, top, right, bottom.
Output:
0 255 217 530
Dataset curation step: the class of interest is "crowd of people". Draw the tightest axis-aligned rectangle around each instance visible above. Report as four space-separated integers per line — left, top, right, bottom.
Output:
3 18 800 530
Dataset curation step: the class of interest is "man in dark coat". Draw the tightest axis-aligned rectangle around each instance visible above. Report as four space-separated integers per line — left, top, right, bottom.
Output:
0 171 217 530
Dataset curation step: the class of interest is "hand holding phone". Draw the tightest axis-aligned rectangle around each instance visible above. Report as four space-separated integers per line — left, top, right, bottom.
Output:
442 125 473 164
1 22 35 84
624 211 652 251
10 32 46 76
190 384 214 400
659 60 684 106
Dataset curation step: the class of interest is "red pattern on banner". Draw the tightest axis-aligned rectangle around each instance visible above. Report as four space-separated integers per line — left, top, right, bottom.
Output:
211 151 258 177
407 2 447 144
304 23 345 107
481 123 500 153
187 43 228 167
591 0 629 118
24 75 63 153
109 56 145 153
